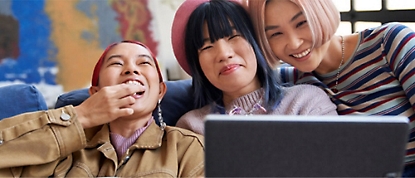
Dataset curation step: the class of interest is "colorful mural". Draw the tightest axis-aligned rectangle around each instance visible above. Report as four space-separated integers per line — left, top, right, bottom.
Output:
0 0 159 107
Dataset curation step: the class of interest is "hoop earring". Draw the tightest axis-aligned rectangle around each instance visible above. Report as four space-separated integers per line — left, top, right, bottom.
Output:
158 99 166 130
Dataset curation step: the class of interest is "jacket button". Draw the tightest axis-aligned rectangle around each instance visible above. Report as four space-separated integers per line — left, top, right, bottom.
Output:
60 110 71 121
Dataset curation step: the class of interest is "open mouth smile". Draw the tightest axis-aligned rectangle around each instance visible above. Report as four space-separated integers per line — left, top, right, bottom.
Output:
291 48 311 58
124 80 145 96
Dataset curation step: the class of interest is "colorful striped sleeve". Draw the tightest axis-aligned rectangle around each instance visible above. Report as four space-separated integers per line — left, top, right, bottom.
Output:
382 23 415 164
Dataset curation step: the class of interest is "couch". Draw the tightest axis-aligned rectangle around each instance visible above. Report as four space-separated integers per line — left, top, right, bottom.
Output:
1 80 194 125
0 84 48 120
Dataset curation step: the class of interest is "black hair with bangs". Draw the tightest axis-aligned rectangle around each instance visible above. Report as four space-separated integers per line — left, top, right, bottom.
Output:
184 0 284 112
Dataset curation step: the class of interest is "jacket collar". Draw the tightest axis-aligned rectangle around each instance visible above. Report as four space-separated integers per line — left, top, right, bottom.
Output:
84 121 164 149
130 121 164 149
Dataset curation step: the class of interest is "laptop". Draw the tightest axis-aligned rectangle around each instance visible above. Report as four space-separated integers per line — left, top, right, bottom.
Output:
204 114 409 177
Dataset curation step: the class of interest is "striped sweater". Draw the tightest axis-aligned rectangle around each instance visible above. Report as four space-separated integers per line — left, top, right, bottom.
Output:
278 22 415 165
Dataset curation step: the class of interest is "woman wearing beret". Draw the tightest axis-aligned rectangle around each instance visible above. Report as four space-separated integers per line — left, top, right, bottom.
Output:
171 0 337 135
0 40 204 177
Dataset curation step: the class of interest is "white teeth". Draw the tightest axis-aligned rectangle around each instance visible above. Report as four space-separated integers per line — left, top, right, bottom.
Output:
292 48 311 58
125 80 143 86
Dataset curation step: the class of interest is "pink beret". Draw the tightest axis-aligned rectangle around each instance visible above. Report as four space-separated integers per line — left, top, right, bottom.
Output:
171 0 248 76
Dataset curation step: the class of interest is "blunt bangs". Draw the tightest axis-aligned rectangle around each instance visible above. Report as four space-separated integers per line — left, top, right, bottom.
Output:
184 0 284 110
189 1 255 51
185 0 260 107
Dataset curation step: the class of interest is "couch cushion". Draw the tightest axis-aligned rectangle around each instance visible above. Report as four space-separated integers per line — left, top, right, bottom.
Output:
0 84 48 120
55 79 195 126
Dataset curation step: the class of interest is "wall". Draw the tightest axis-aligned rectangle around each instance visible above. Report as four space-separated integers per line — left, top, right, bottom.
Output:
0 0 186 107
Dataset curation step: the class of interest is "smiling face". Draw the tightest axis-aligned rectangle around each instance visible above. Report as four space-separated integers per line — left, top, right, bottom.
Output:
198 22 260 97
95 42 165 117
264 0 330 72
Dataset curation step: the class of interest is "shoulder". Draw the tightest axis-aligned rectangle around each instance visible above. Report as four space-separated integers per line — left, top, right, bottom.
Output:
164 126 204 146
282 84 326 95
277 85 337 115
360 22 413 40
383 22 412 31
280 84 331 103
175 105 211 134
177 105 211 124
163 126 205 177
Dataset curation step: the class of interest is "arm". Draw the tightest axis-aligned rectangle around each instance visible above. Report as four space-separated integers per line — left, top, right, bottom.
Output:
384 23 415 112
276 66 297 84
277 66 318 86
276 84 338 115
0 84 143 176
0 106 86 175
297 85 338 115
383 23 415 163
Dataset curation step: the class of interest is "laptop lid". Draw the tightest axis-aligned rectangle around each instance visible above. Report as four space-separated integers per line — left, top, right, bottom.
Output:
204 114 409 177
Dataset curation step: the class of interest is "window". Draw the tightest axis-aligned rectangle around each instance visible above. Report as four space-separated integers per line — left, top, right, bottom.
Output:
332 0 415 35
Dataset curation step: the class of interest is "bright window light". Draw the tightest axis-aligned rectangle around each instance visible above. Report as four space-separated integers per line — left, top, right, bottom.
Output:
399 22 415 31
386 0 415 10
332 0 351 12
355 22 382 32
336 22 352 35
354 0 381 11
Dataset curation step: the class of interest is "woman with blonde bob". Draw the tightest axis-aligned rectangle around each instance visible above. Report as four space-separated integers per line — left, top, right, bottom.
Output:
248 0 415 176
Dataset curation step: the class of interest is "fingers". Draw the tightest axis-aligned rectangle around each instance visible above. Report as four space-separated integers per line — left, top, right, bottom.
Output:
107 83 144 99
75 84 142 128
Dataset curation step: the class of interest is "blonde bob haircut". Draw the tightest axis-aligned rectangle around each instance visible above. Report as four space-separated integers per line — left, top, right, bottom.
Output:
248 0 340 68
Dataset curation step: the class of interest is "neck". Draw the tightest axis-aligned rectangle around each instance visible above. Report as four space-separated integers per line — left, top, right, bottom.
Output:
222 77 262 108
314 35 344 74
109 114 152 138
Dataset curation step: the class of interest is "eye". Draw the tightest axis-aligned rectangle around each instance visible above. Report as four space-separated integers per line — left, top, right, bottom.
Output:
296 20 307 28
137 57 154 66
140 61 152 65
200 45 212 52
110 62 123 66
229 34 241 40
269 32 282 38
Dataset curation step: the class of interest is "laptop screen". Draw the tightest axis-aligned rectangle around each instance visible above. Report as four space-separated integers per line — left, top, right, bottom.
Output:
204 115 409 177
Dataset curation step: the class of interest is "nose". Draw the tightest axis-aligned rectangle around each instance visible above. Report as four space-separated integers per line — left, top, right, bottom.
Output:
286 33 303 50
216 39 235 62
123 63 140 75
124 70 139 75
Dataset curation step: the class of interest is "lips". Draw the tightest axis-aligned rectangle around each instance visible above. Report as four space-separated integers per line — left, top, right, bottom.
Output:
291 48 311 58
220 64 240 75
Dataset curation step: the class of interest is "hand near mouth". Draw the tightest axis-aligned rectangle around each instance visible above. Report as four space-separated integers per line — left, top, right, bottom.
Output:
74 84 144 129
124 80 146 97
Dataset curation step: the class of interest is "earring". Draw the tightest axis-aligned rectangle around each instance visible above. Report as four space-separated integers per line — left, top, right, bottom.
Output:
158 99 166 130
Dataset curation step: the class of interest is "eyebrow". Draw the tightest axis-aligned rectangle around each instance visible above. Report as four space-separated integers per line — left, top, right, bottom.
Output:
106 54 153 62
265 11 303 31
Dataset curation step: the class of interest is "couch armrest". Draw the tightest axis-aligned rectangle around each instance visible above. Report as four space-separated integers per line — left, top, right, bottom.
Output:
0 84 47 120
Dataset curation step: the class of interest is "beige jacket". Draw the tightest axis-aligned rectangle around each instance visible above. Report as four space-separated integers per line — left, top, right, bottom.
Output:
0 105 205 177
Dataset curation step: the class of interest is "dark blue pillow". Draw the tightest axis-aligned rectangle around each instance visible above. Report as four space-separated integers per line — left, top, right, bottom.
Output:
55 79 195 126
0 84 48 120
